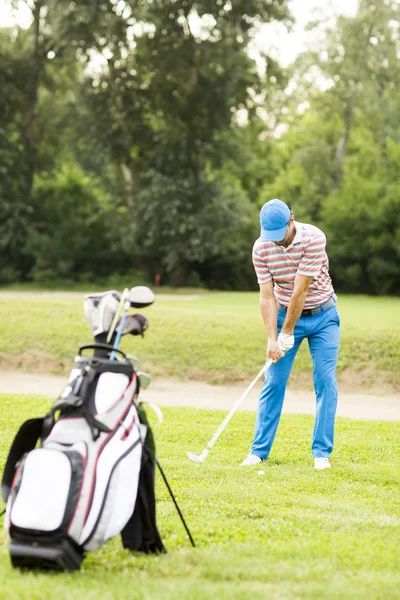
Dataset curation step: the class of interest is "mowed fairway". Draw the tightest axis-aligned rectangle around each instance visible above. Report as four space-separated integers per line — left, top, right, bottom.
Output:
0 292 400 388
0 395 399 599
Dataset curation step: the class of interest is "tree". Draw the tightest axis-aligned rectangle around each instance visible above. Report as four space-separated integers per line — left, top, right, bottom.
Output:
258 0 400 293
71 0 290 285
28 163 130 282
1 0 293 288
0 25 35 281
126 0 290 283
0 1 138 283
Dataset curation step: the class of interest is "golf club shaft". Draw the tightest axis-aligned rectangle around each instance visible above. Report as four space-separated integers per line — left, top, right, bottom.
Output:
205 361 271 451
107 288 128 344
186 361 272 464
110 301 129 360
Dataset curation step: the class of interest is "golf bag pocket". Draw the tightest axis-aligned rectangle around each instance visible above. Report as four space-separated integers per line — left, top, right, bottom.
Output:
7 447 84 533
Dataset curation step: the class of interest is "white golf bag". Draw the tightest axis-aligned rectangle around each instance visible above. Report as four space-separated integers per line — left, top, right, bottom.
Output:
1 345 163 570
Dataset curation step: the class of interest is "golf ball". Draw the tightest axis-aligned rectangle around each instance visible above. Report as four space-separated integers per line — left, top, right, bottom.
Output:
257 470 265 476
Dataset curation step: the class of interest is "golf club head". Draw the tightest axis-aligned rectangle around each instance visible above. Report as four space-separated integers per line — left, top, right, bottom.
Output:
186 449 209 463
138 371 151 390
128 286 155 309
117 314 148 336
147 402 163 424
127 354 140 370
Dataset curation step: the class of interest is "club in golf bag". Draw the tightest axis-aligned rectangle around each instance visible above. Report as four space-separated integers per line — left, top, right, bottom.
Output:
186 360 273 464
84 287 154 355
109 287 155 360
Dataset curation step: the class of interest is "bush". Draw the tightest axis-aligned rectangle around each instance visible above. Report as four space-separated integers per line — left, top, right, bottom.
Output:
27 164 134 282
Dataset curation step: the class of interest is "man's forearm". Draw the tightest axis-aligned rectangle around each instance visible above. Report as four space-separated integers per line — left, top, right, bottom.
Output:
281 288 308 334
260 295 278 339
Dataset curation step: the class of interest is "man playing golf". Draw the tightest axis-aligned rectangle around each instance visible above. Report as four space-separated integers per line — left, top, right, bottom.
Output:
241 199 340 470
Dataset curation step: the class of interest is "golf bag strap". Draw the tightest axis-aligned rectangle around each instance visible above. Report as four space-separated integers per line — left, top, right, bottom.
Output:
1 417 44 502
51 392 111 441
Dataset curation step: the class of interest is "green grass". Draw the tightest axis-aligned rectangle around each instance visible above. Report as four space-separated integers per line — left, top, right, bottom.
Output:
0 291 399 386
0 395 399 599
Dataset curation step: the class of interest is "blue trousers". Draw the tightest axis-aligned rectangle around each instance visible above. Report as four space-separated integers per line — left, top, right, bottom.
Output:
251 305 340 459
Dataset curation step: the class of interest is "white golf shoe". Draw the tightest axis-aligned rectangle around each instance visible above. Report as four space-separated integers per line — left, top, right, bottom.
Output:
240 454 262 466
314 457 331 470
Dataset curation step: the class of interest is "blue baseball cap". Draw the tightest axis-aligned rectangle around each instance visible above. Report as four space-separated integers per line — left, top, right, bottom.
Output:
260 199 291 242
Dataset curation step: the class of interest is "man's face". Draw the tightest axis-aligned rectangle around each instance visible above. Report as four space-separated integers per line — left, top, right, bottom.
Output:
273 217 294 247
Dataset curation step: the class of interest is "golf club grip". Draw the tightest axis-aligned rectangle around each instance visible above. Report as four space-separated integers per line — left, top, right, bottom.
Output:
107 288 128 343
207 360 272 450
110 308 128 360
111 314 126 352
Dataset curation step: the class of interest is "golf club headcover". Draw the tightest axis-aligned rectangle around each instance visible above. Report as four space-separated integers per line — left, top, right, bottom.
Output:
117 314 149 337
131 314 148 337
84 291 121 336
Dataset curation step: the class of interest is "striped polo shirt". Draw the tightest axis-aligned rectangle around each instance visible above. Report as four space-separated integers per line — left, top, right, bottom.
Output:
252 221 334 309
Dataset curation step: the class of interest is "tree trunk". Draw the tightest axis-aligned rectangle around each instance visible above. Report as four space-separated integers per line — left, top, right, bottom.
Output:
138 257 153 283
107 57 135 211
24 0 43 203
334 93 356 187
169 263 188 287
121 163 135 211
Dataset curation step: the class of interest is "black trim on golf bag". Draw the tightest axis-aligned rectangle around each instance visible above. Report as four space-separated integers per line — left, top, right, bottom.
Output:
1 345 165 570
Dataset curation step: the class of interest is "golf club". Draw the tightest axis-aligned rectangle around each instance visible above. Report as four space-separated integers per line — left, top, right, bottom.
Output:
109 286 155 359
107 288 129 344
186 359 273 464
117 314 149 337
110 297 130 360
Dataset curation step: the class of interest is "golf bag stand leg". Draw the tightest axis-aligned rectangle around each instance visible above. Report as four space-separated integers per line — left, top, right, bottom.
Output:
156 459 195 548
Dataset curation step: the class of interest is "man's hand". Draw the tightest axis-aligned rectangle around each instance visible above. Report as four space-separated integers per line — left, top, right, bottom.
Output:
278 332 295 356
267 339 282 363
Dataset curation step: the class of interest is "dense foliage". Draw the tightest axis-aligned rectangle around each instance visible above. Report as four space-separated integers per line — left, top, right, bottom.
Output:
1 0 399 292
